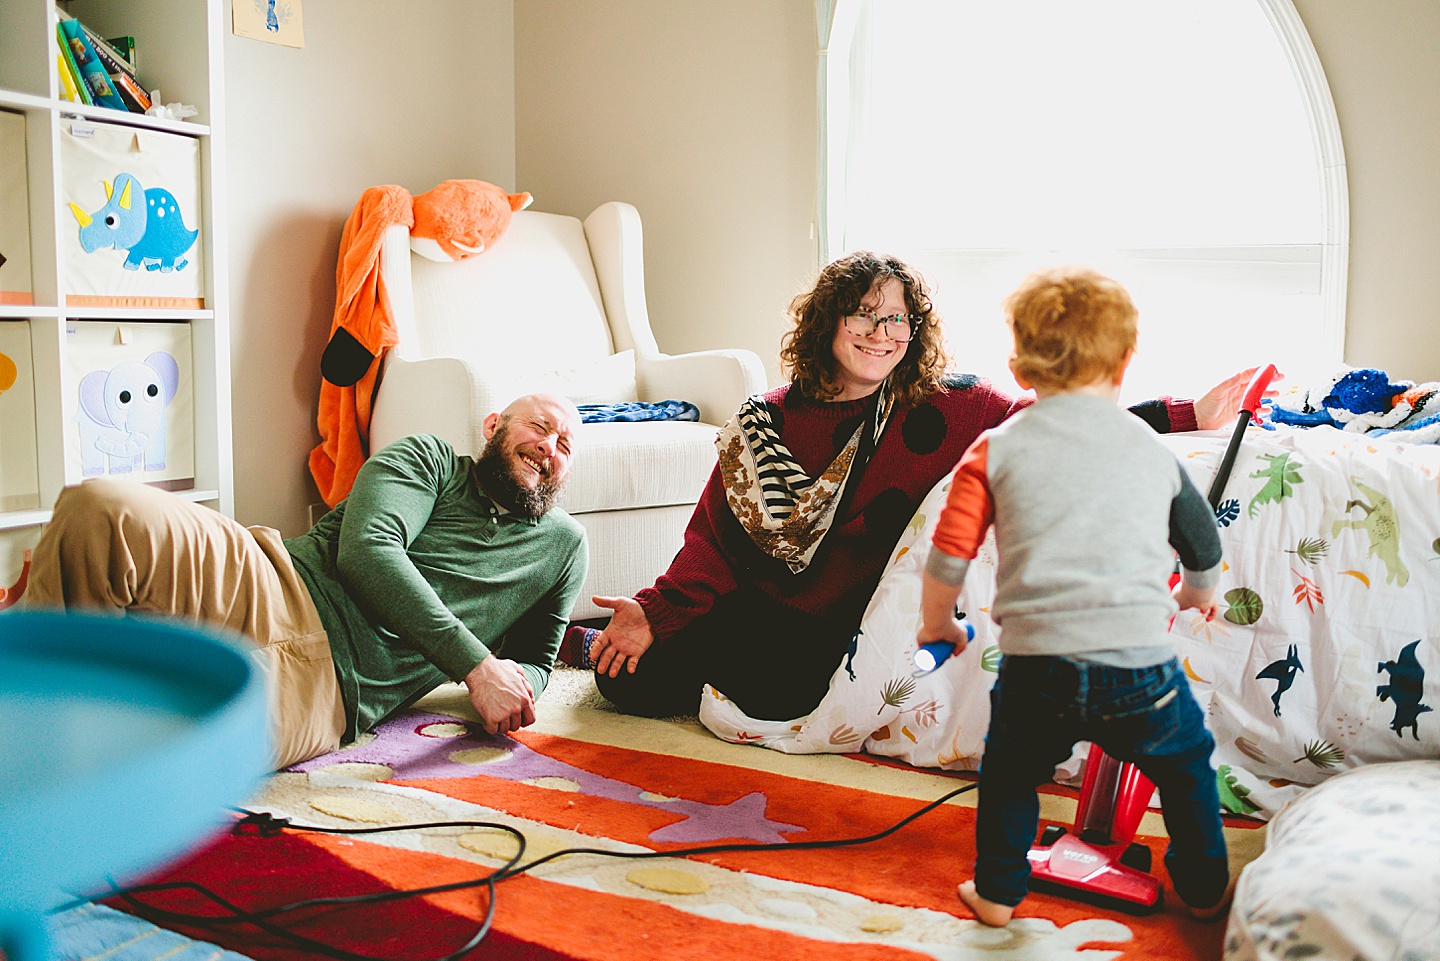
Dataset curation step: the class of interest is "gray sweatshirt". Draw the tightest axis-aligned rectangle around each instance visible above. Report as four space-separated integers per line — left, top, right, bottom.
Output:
929 393 1222 661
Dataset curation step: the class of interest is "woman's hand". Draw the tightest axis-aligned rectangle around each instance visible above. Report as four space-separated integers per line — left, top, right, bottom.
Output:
589 595 655 677
1193 366 1285 431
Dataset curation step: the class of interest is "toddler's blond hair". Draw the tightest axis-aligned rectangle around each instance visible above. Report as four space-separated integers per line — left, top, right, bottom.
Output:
1005 266 1137 390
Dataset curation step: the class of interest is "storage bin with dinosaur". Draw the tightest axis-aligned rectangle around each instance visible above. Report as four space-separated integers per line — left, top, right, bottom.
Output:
60 120 204 308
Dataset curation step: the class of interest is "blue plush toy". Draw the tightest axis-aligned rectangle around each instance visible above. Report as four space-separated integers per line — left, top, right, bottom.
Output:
1266 367 1440 442
1268 371 1341 427
1323 368 1409 415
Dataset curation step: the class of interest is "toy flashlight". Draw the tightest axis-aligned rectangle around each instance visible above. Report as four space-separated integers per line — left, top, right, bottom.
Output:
913 619 975 674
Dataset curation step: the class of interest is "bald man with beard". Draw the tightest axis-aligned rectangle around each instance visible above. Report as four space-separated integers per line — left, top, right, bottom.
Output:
27 393 588 768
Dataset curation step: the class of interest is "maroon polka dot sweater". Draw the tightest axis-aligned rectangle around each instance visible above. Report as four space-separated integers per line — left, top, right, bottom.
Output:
634 375 1197 643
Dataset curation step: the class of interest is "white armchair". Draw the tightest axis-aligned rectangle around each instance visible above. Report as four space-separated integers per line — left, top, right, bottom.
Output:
369 201 768 620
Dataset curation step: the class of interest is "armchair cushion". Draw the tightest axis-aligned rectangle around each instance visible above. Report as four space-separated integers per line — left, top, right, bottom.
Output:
525 348 638 406
405 211 616 380
370 200 769 616
563 421 718 514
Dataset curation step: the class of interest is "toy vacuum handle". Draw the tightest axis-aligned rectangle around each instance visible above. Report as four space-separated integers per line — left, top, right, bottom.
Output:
1240 363 1280 420
1205 364 1279 509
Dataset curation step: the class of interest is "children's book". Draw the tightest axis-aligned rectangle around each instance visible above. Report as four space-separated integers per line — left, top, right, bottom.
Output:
105 35 138 73
56 24 93 106
86 35 149 112
82 24 140 84
109 70 152 113
57 19 128 111
56 52 83 103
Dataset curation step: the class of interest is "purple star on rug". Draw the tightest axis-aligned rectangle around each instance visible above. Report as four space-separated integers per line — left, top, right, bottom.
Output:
289 712 805 845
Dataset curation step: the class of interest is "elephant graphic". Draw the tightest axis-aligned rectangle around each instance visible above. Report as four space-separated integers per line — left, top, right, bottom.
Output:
76 351 179 476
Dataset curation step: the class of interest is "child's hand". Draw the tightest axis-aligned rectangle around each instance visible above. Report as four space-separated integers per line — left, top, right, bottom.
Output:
918 615 971 654
1173 583 1218 621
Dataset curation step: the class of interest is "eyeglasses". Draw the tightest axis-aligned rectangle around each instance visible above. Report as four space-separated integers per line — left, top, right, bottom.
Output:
843 310 916 343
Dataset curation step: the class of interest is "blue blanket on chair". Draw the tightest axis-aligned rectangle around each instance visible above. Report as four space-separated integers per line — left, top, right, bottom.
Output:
579 400 700 423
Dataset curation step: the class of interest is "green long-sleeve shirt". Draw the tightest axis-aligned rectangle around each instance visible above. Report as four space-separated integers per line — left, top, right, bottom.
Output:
285 433 588 741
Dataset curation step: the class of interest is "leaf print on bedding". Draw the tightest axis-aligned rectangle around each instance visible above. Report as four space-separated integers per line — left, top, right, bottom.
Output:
1284 536 1329 565
1293 738 1345 769
1291 570 1324 613
1224 586 1264 626
879 676 916 714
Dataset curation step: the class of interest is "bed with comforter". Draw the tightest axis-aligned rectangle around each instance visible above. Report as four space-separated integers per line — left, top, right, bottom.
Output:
701 420 1440 820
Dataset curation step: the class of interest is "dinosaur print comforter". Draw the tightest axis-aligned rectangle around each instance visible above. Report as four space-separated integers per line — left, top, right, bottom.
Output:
700 422 1440 820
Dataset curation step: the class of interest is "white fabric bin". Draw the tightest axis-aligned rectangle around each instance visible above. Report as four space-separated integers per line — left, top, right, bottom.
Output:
0 321 39 511
61 121 204 308
63 321 194 489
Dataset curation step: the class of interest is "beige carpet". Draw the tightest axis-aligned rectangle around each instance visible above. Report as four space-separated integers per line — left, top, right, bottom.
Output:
540 664 615 712
539 663 702 723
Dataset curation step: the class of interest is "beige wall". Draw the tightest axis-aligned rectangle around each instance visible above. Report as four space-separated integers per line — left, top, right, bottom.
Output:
223 1 1440 531
510 1 1440 393
1294 0 1440 383
514 0 816 387
224 0 516 533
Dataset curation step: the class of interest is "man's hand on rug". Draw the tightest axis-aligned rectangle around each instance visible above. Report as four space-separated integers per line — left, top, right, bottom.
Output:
464 655 536 736
589 595 655 677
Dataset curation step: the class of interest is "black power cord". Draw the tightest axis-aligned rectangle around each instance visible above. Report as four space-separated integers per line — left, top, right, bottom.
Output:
95 781 978 961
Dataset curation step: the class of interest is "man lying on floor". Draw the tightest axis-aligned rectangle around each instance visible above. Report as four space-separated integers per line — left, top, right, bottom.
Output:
25 392 588 769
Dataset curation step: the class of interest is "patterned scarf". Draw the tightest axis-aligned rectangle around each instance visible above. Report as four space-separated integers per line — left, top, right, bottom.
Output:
716 385 892 573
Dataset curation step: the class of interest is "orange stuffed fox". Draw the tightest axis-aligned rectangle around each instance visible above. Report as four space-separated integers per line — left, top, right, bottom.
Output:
308 180 532 507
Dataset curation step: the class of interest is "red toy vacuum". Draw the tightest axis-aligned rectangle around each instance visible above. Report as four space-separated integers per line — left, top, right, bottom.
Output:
1024 364 1279 913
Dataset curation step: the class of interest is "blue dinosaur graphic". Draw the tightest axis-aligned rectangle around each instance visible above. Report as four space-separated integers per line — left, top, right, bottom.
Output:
1256 644 1304 717
1378 639 1432 740
844 628 861 682
69 173 198 272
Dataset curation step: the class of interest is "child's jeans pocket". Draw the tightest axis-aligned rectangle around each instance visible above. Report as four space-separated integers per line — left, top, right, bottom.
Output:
1096 660 1209 757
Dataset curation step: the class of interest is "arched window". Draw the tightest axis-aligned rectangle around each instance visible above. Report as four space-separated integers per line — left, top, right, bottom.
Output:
820 0 1347 404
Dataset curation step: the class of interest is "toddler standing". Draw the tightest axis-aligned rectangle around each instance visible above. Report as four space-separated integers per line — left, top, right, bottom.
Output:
919 266 1231 925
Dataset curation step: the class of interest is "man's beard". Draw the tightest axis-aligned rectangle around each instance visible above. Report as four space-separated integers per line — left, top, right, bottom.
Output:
472 423 567 518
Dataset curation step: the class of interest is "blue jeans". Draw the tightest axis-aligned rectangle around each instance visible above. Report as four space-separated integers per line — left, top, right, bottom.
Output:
974 655 1229 909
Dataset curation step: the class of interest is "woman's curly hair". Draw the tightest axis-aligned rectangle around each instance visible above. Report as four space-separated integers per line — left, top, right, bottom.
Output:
780 251 950 408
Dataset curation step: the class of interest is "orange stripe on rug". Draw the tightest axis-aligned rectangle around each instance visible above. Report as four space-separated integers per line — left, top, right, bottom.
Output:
288 710 1247 959
307 832 939 961
410 744 1211 957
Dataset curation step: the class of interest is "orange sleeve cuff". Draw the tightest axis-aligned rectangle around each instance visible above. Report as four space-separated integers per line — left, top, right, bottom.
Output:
931 437 993 560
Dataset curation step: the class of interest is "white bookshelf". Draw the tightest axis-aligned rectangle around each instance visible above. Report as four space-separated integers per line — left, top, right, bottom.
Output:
0 0 232 555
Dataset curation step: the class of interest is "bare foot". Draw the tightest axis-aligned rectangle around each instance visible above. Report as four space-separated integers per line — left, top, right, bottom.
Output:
1184 878 1237 922
957 880 1015 927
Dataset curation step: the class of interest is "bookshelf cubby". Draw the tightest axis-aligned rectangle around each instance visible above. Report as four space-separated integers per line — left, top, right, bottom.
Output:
0 0 231 591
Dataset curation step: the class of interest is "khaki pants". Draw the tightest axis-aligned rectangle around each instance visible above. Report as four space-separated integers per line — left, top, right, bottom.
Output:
26 479 346 770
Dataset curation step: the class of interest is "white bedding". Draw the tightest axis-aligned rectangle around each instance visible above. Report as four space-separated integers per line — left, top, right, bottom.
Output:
700 423 1440 817
1225 760 1440 960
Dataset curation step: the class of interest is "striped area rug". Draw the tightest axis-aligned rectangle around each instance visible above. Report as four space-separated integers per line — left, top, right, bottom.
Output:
101 686 1265 961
